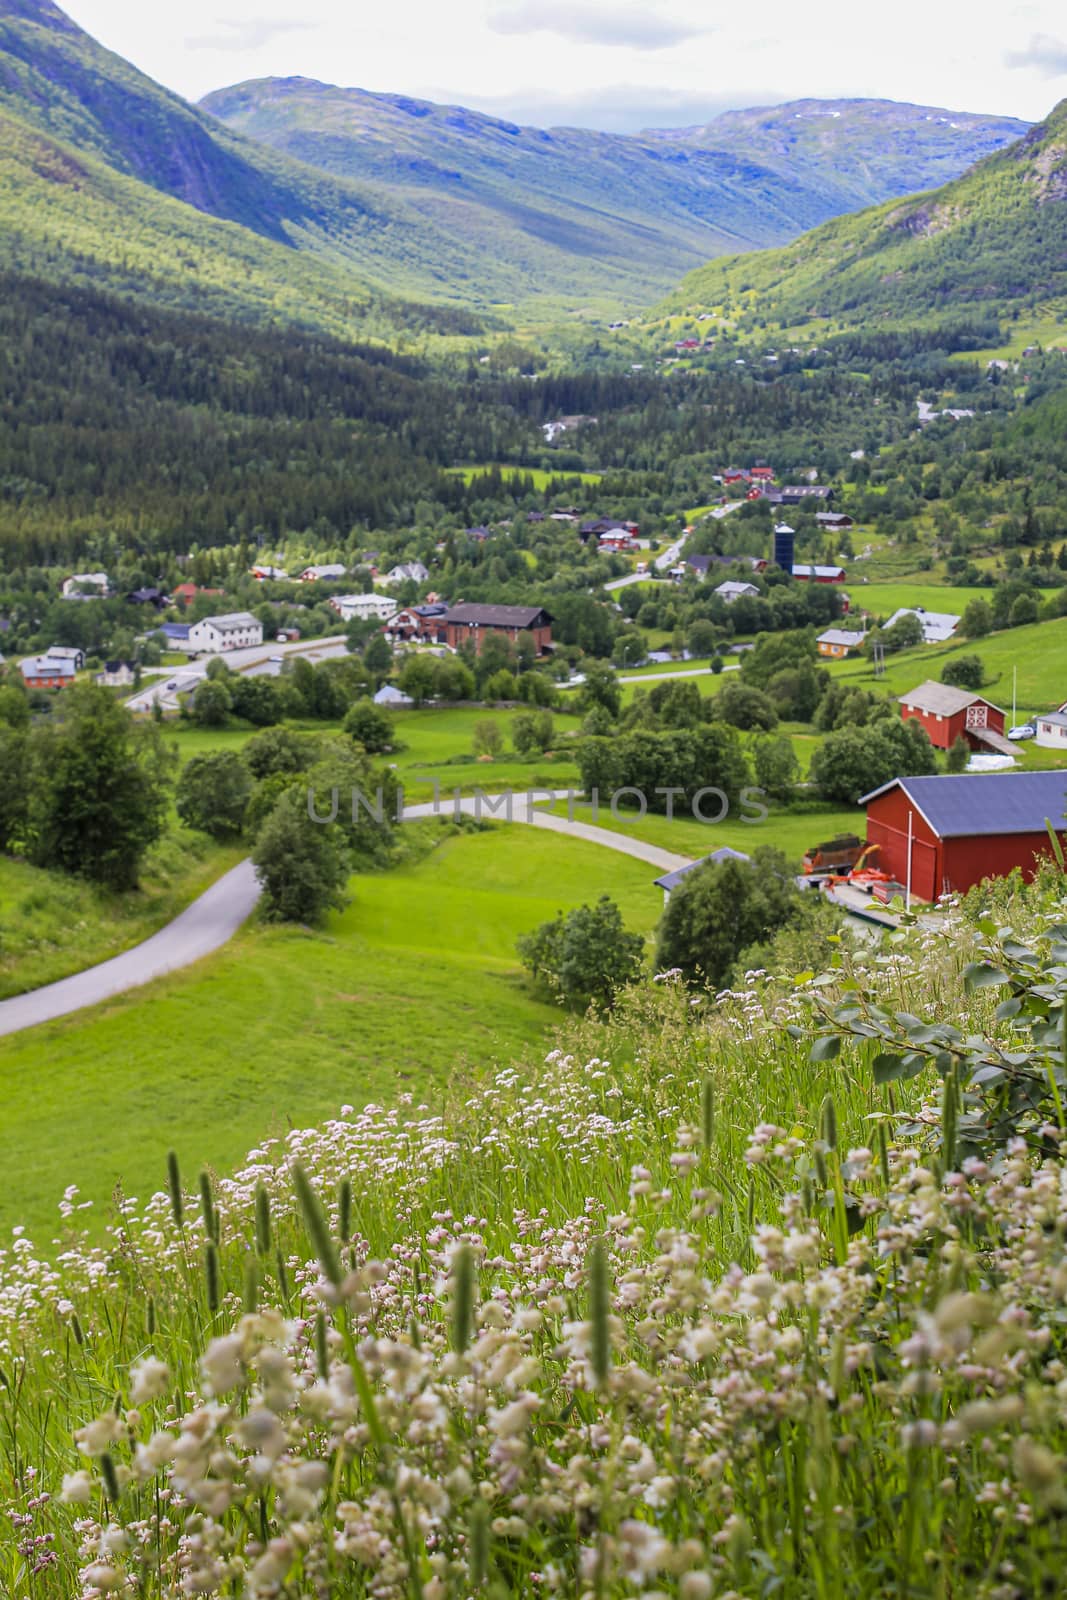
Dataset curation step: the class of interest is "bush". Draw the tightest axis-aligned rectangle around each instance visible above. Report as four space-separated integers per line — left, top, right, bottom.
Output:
941 654 985 691
810 716 937 804
512 710 554 756
714 681 779 732
753 735 800 800
472 719 503 758
517 895 644 1007
252 788 350 924
946 735 971 772
655 847 800 987
243 726 320 780
191 678 232 726
176 752 253 840
960 598 993 638
343 699 396 753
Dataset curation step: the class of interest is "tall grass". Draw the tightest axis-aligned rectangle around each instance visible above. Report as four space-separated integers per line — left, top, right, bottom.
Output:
2 900 1066 1596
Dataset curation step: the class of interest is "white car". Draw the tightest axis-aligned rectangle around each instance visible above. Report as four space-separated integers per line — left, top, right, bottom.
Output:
1007 722 1036 742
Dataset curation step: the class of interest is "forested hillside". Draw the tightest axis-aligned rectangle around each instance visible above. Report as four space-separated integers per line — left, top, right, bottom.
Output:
661 99 1067 334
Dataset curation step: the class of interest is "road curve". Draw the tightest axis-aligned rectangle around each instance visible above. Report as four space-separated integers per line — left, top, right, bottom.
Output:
0 861 262 1040
0 804 691 1040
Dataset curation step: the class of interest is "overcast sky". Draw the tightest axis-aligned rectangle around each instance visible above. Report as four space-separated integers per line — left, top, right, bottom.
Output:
59 0 1067 131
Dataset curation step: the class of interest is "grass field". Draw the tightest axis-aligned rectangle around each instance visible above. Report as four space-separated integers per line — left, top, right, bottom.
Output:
539 797 865 864
825 614 1067 717
445 464 603 489
851 581 1054 617
0 825 663 1237
0 832 242 1000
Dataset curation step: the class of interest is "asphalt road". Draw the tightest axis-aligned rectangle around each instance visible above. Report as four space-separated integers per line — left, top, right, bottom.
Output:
0 801 692 1040
0 860 262 1039
125 635 350 714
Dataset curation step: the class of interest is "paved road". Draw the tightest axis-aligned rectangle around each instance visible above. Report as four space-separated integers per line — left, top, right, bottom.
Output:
604 500 743 591
0 799 692 1040
616 664 740 684
125 635 350 714
0 861 261 1039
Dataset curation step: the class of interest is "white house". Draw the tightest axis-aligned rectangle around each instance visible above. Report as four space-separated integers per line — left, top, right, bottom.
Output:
61 572 109 598
1035 705 1067 749
298 564 347 582
95 660 137 687
884 606 960 644
330 593 398 623
715 580 760 603
384 561 429 586
187 612 264 653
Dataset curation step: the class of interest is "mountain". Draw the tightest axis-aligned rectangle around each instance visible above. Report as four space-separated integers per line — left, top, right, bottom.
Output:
202 79 1029 312
644 98 1028 193
660 99 1067 336
0 0 500 335
0 0 1037 325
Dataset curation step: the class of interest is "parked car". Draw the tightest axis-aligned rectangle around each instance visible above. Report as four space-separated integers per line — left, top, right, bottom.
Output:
1007 722 1036 741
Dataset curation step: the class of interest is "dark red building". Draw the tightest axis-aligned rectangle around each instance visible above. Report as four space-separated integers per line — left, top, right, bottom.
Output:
861 773 1067 902
443 603 553 655
898 680 1010 754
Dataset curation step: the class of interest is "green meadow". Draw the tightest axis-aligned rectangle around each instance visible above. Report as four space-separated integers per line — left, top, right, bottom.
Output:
539 798 865 865
0 825 662 1237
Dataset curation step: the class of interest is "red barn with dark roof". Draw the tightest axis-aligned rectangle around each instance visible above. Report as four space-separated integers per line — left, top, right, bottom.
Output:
861 773 1067 902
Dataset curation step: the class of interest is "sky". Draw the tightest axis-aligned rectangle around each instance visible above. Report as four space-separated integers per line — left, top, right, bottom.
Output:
58 0 1067 132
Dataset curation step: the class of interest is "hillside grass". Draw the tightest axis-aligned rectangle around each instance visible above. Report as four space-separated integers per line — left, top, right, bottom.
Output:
445 464 603 488
0 824 662 1237
539 797 865 864
0 831 242 1000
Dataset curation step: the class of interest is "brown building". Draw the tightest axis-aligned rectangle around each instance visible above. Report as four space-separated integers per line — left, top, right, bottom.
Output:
443 603 553 655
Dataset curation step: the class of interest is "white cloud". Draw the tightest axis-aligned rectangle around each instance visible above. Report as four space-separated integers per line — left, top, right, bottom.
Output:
186 17 319 53
488 1 711 51
1005 33 1067 76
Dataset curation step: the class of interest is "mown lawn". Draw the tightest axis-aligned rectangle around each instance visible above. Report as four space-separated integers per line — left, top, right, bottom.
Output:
0 833 243 1000
824 613 1067 719
445 464 603 488
538 797 865 866
0 826 662 1237
850 580 1054 616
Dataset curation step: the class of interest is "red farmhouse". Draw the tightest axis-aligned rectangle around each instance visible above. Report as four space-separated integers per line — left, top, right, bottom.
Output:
861 773 1067 902
898 680 1010 754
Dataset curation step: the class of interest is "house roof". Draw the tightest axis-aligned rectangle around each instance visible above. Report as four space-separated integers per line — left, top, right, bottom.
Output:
792 564 846 579
715 580 759 598
653 848 751 892
885 607 960 643
818 628 865 647
686 554 714 574
300 564 346 579
860 773 1067 839
897 679 1004 718
1037 711 1067 730
199 611 259 631
160 622 190 639
444 603 552 628
20 655 76 678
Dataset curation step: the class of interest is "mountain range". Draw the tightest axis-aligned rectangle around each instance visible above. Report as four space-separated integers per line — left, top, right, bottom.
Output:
0 0 1033 326
661 99 1067 338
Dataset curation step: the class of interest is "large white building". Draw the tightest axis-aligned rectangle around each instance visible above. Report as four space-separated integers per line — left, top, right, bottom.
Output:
330 593 398 623
61 572 109 598
187 612 263 653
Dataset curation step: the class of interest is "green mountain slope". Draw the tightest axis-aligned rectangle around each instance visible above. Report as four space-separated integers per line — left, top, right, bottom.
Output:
202 79 1028 312
660 100 1067 335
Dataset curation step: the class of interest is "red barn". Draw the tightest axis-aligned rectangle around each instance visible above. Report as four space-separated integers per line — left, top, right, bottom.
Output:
898 680 1010 754
861 773 1067 902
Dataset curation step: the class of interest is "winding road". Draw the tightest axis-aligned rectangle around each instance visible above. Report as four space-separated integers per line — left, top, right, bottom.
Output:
0 798 692 1040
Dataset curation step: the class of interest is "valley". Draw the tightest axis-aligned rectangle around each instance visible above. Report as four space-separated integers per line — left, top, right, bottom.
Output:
1 2 1067 1593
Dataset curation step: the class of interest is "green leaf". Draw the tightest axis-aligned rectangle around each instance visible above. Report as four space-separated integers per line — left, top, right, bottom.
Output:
963 963 1010 993
872 1052 906 1084
995 997 1023 1020
809 1034 842 1062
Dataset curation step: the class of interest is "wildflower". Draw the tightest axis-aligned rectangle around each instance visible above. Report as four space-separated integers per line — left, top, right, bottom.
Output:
129 1356 170 1405
488 1393 541 1437
200 1334 245 1395
60 1471 93 1504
